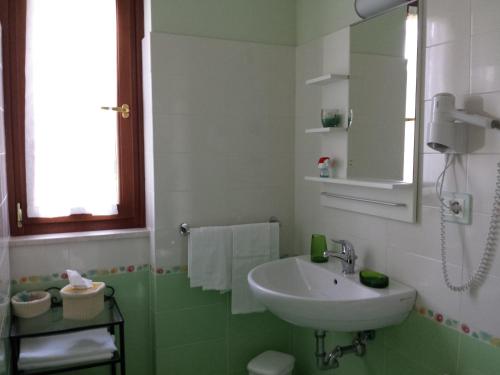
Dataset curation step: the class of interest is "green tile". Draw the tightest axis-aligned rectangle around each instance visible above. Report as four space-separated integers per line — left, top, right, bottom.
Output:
229 311 291 337
155 273 227 312
291 327 323 375
100 272 150 313
291 327 384 375
122 307 150 344
228 312 292 374
155 303 227 349
155 338 227 375
385 347 440 375
457 334 500 375
384 312 459 374
63 369 108 375
126 343 153 375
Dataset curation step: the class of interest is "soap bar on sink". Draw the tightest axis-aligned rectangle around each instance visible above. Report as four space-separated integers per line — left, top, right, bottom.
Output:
359 269 389 289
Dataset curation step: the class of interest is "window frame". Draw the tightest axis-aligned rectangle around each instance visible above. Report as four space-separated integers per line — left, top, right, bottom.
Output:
0 0 145 235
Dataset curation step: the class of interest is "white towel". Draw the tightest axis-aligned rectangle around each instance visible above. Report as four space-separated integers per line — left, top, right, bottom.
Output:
19 352 114 370
188 226 232 291
231 223 279 314
19 328 116 369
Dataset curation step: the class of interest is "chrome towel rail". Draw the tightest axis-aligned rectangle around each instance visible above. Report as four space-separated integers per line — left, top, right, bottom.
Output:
179 216 280 236
321 192 406 207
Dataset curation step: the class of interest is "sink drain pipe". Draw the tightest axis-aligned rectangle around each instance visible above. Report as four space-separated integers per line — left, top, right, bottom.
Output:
314 330 375 371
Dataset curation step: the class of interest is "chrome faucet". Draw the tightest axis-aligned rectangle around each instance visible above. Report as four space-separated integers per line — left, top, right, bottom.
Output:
323 239 357 274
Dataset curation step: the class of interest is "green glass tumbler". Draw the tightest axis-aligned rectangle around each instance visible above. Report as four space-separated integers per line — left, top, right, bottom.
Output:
311 234 328 263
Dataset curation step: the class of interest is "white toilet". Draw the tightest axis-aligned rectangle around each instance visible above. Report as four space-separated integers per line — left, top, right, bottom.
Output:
247 350 295 375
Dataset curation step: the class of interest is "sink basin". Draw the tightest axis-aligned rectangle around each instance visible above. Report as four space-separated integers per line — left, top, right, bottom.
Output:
248 255 416 332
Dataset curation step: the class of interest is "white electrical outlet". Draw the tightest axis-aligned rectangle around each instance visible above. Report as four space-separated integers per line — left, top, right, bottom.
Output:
442 192 472 224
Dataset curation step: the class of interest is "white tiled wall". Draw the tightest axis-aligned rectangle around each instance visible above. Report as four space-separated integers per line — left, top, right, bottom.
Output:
149 33 295 269
9 233 150 281
295 0 500 337
0 24 10 374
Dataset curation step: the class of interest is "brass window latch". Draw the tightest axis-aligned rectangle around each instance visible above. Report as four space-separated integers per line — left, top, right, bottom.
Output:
16 202 23 228
101 104 130 119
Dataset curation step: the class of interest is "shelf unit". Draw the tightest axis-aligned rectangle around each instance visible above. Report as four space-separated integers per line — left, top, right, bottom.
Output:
10 292 125 375
304 176 412 190
305 127 346 134
305 74 349 86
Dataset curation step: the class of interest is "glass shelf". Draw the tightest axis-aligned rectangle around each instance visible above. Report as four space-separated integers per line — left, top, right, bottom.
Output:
10 298 123 339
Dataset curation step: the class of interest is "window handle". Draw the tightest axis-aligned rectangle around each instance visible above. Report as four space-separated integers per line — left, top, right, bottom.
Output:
101 104 130 119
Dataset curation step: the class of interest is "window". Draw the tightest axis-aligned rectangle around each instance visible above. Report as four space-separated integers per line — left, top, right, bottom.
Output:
0 0 145 235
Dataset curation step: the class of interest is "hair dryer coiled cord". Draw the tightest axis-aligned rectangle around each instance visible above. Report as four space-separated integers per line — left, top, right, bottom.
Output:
439 159 500 292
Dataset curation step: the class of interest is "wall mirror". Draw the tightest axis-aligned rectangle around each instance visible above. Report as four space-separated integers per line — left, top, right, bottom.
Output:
348 3 419 182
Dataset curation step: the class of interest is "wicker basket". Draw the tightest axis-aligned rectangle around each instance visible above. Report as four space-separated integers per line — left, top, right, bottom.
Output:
60 282 105 320
11 291 51 318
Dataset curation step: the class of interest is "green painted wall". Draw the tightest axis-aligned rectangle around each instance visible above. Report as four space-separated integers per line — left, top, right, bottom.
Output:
13 271 152 375
296 0 360 45
292 312 500 375
151 0 297 46
153 272 292 375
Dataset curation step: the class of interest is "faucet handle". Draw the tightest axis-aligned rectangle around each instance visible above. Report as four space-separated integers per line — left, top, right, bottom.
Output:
330 239 347 249
330 239 355 255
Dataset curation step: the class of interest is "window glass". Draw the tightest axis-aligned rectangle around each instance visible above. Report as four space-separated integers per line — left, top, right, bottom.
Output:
25 0 119 217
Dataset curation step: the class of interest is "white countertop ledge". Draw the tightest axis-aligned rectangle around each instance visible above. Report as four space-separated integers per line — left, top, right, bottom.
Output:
9 228 150 247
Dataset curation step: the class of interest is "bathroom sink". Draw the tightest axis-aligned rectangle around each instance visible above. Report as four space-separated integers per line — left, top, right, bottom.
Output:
248 256 416 332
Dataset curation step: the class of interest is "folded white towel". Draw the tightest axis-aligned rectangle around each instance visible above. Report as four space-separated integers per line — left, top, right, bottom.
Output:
188 226 232 291
19 328 116 368
231 223 279 314
19 352 114 370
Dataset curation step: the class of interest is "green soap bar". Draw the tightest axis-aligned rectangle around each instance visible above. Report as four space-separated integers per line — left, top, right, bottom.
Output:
359 269 389 289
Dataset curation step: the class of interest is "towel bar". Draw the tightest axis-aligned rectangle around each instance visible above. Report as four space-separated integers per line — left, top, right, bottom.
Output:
179 216 280 236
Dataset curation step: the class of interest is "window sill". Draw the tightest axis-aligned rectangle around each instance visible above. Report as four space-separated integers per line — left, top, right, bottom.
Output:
9 228 150 248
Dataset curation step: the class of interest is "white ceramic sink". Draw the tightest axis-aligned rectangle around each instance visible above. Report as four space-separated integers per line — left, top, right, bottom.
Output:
248 255 416 332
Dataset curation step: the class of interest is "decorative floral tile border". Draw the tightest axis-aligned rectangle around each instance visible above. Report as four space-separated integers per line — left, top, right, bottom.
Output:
152 265 188 275
11 263 150 285
415 304 500 348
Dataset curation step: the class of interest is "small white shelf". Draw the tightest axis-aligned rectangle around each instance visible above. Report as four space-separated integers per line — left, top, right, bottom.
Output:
304 176 412 190
305 127 346 134
305 74 349 86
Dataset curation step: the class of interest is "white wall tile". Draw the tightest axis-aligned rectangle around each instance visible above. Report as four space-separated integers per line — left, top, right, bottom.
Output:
471 0 500 35
10 244 70 280
467 154 500 214
460 275 500 336
463 211 500 279
387 206 465 266
151 33 295 268
471 31 500 94
69 237 149 272
425 41 470 104
421 153 467 208
387 247 462 319
471 32 500 93
426 0 470 47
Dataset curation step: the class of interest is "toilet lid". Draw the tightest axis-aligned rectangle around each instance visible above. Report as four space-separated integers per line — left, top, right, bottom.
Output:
247 351 295 375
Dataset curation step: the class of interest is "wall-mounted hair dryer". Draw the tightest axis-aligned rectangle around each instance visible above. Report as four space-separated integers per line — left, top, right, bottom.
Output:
426 93 500 154
428 93 500 292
